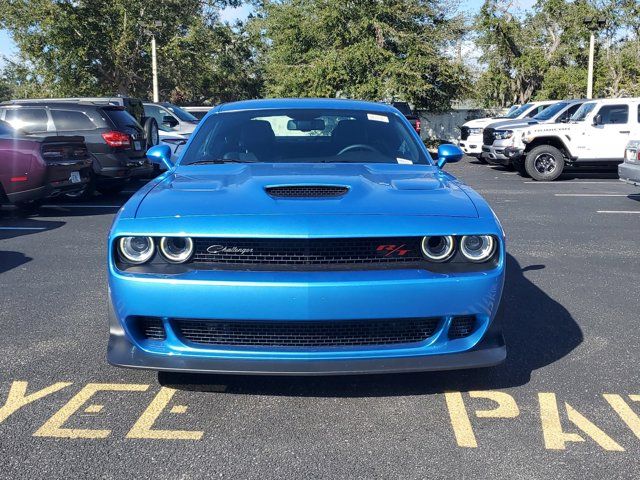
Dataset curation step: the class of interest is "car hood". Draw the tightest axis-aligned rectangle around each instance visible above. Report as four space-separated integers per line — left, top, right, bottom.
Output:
486 118 540 130
135 163 479 219
462 117 508 129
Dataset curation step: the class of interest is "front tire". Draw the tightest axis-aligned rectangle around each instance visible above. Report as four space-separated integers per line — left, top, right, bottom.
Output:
525 145 565 181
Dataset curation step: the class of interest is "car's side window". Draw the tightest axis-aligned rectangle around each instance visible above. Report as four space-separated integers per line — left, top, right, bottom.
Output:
558 104 582 123
637 104 640 123
526 105 547 118
4 108 49 133
145 105 175 132
51 110 97 131
597 105 629 125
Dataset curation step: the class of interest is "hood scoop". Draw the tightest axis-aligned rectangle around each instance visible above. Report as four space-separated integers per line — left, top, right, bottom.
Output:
265 185 349 199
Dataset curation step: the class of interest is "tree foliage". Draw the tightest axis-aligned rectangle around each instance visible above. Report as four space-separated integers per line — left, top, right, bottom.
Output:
254 0 469 111
474 0 640 106
1 0 639 108
0 0 262 103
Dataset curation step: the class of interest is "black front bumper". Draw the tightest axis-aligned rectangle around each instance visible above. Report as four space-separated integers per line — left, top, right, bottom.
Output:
107 331 506 375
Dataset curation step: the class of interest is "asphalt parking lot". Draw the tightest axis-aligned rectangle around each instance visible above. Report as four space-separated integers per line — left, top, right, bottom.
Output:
1 159 639 479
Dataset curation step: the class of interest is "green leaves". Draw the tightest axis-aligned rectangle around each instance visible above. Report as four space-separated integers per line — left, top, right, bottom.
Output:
256 0 468 111
474 0 640 106
0 0 260 102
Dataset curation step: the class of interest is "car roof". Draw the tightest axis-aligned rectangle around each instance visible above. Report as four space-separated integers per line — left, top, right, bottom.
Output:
217 98 399 113
0 101 108 110
530 100 558 106
583 97 640 105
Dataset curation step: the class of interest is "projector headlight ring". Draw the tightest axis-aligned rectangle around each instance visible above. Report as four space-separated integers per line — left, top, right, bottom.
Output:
421 235 455 262
118 236 155 265
460 235 496 263
159 237 194 264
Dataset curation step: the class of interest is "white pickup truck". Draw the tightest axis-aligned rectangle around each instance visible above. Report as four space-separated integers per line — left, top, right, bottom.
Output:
502 98 640 181
458 102 555 160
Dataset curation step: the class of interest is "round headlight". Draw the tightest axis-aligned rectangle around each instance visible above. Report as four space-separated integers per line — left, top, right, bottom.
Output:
118 236 155 264
460 235 496 262
159 237 194 264
421 235 455 262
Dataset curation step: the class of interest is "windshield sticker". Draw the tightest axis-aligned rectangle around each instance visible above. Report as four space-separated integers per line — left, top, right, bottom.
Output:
367 113 389 123
397 158 413 165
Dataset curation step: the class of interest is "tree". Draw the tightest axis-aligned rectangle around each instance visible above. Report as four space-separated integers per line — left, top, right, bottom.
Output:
0 0 261 102
474 0 640 106
474 0 597 106
254 0 469 111
162 19 263 104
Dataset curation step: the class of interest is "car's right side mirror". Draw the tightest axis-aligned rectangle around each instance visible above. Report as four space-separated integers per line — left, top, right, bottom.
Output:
592 114 602 126
146 144 174 170
436 144 464 168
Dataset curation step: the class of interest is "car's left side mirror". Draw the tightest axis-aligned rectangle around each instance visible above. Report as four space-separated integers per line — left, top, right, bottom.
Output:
436 144 464 168
146 144 174 170
163 115 179 128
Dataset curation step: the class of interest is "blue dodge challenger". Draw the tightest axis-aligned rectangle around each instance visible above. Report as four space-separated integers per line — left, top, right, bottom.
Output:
107 99 506 375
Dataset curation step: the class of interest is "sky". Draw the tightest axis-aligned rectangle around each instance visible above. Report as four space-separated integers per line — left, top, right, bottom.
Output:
0 0 538 68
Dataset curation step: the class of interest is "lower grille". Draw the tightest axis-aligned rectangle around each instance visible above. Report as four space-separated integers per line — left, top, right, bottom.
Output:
448 316 476 339
174 318 440 347
136 317 166 340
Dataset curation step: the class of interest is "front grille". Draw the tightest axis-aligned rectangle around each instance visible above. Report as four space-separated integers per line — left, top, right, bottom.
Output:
483 128 495 146
135 317 166 340
265 185 348 198
192 237 424 267
174 318 440 347
448 316 476 339
460 126 470 140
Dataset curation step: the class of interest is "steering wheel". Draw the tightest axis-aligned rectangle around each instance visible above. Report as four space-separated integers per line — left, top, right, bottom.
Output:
337 144 379 156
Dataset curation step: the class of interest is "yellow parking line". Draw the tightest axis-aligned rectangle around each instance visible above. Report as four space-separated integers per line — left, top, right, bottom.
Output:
34 383 149 439
126 387 203 440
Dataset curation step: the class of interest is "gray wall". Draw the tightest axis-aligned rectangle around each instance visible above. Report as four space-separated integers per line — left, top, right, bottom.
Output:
417 108 508 143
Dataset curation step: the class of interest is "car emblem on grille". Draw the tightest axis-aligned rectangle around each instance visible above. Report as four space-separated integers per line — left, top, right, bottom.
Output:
207 245 255 255
376 244 411 256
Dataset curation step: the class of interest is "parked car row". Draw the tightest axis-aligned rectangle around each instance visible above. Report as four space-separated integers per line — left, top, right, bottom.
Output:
459 97 640 183
0 96 213 211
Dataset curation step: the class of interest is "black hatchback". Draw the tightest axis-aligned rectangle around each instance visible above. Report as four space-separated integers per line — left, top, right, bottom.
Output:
0 101 152 197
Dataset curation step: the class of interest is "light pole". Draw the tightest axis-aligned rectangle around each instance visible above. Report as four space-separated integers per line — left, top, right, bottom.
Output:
146 20 163 103
583 17 606 99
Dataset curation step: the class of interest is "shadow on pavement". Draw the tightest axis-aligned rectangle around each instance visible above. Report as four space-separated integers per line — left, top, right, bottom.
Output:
160 254 583 396
0 251 32 274
0 217 65 274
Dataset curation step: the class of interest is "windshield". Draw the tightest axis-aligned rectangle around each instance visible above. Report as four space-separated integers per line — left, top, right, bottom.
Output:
162 103 199 122
533 102 568 121
504 103 533 119
180 108 430 166
571 102 596 122
505 105 520 116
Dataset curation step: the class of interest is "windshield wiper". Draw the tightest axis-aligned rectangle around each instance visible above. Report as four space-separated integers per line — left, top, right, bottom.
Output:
187 158 259 165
